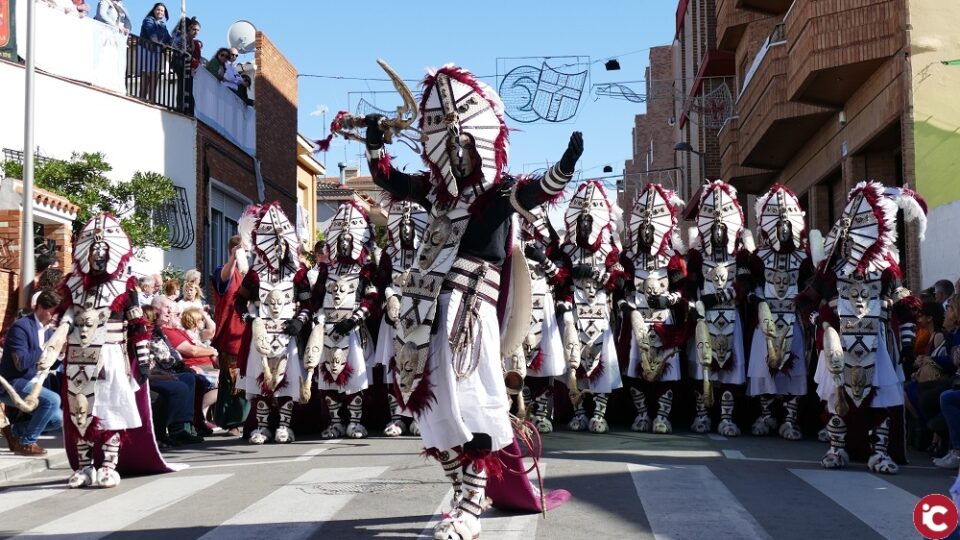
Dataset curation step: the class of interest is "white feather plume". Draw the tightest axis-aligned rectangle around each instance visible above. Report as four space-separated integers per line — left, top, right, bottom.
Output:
740 228 756 253
237 204 260 252
884 187 928 241
808 229 826 267
686 225 701 252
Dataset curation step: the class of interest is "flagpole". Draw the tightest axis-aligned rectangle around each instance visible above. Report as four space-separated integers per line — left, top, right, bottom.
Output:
18 0 36 310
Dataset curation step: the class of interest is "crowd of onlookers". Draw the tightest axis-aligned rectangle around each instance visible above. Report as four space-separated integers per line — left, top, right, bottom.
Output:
34 1 253 108
905 278 960 470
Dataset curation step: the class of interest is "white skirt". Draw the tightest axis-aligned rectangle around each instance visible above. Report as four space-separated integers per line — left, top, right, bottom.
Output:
747 321 807 396
687 315 747 385
626 335 681 382
240 338 305 401
526 299 566 378
814 327 903 414
577 327 623 394
92 344 142 431
415 291 514 453
315 329 371 395
374 316 396 384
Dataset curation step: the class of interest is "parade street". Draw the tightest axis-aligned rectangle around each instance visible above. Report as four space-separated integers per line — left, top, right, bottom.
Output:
0 430 945 540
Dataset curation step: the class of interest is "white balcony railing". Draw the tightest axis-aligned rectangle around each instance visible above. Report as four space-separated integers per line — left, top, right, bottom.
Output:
193 68 256 155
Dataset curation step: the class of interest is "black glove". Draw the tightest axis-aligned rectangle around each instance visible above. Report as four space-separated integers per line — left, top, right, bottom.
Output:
701 288 733 309
618 300 634 316
136 361 150 385
283 318 304 336
333 317 358 336
364 113 386 148
647 295 668 309
556 301 572 316
900 343 915 368
571 265 595 280
524 244 547 264
557 131 583 175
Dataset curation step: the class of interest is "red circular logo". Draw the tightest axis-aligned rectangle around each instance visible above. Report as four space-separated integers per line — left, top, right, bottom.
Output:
914 494 959 539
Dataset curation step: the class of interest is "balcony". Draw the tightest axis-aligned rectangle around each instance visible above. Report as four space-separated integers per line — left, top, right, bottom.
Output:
786 0 904 106
737 27 834 169
736 0 793 14
718 116 776 193
716 0 770 51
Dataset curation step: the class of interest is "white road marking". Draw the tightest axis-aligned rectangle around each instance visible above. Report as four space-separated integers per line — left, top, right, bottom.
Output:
482 463 547 540
630 463 772 539
551 449 723 459
707 433 728 441
13 474 231 540
791 468 920 540
198 466 389 540
0 485 64 515
190 441 341 470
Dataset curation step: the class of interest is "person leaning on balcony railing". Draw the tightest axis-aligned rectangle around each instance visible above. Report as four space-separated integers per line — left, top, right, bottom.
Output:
138 2 173 102
205 47 229 82
95 0 132 35
172 16 202 72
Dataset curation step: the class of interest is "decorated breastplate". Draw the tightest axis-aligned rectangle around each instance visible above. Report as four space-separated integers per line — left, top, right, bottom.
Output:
567 246 611 375
390 248 417 288
701 254 737 369
319 263 362 381
837 270 882 407
630 252 672 324
759 248 804 368
64 275 127 435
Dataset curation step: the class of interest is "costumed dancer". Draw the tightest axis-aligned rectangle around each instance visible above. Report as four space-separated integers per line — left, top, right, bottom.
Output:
310 201 379 439
800 181 926 474
55 213 177 488
511 204 566 434
685 180 753 437
235 203 310 445
334 63 576 539
374 200 427 437
743 184 814 439
618 183 687 434
557 180 626 434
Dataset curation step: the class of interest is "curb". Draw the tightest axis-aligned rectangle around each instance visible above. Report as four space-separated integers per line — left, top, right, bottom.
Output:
0 449 69 483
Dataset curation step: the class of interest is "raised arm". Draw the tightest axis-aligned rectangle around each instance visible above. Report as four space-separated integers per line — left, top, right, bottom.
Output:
365 114 431 206
515 132 583 210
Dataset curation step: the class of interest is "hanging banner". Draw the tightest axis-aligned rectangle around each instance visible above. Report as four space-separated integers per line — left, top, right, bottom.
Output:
0 0 16 62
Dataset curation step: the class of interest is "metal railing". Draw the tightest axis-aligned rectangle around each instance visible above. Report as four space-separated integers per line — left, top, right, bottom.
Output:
150 185 195 249
124 35 193 115
770 22 786 44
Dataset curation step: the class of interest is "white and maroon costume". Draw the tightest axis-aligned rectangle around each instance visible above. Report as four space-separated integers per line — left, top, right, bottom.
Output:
312 201 379 439
374 200 427 437
360 65 574 539
618 184 687 434
800 181 926 474
686 180 752 437
235 203 311 445
557 180 626 434
514 204 566 434
58 213 176 488
743 184 814 439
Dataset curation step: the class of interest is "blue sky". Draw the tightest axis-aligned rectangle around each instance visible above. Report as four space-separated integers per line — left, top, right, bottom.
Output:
145 0 678 191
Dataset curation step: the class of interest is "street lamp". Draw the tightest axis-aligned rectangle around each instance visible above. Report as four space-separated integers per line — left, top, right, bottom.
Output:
674 141 706 179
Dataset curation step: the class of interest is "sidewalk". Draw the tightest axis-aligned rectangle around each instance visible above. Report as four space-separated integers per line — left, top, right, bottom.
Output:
0 433 68 483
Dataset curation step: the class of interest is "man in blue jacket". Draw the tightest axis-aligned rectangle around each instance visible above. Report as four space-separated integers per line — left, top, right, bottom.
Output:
0 290 63 456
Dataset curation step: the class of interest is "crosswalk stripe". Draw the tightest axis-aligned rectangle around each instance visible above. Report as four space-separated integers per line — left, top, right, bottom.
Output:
13 473 231 540
0 485 64 515
198 466 389 540
482 463 547 540
189 442 341 470
629 464 772 540
419 488 453 538
791 469 919 540
551 449 722 459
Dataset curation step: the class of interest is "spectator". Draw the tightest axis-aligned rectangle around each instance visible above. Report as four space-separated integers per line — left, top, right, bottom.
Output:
210 235 250 435
94 0 132 34
159 300 219 435
164 278 181 302
936 280 957 311
237 73 254 106
138 3 172 102
40 0 85 16
172 16 202 71
178 307 219 431
143 303 203 446
205 47 229 82
37 267 64 293
222 48 244 91
152 273 163 293
138 275 156 306
0 291 63 456
906 301 952 457
183 268 202 288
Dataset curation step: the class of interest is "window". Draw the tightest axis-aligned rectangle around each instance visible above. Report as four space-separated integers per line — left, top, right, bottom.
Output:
207 183 249 278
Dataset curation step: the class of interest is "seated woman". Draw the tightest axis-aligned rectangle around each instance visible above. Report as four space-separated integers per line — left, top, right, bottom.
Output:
141 304 203 447
905 300 953 456
177 284 215 343
162 304 220 434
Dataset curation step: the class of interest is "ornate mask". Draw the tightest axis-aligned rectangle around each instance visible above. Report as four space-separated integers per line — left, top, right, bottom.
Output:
755 184 805 252
696 180 743 256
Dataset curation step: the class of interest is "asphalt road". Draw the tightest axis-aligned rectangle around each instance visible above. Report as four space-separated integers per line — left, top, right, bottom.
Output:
0 428 952 539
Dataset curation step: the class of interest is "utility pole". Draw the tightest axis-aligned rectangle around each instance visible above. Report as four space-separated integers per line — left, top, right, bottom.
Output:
18 0 36 310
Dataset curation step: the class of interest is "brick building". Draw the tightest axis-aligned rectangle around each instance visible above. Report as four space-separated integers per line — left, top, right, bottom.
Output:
621 46 681 211
717 0 960 290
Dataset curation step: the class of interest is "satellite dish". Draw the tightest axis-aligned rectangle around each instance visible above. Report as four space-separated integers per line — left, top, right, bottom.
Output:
227 20 257 54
